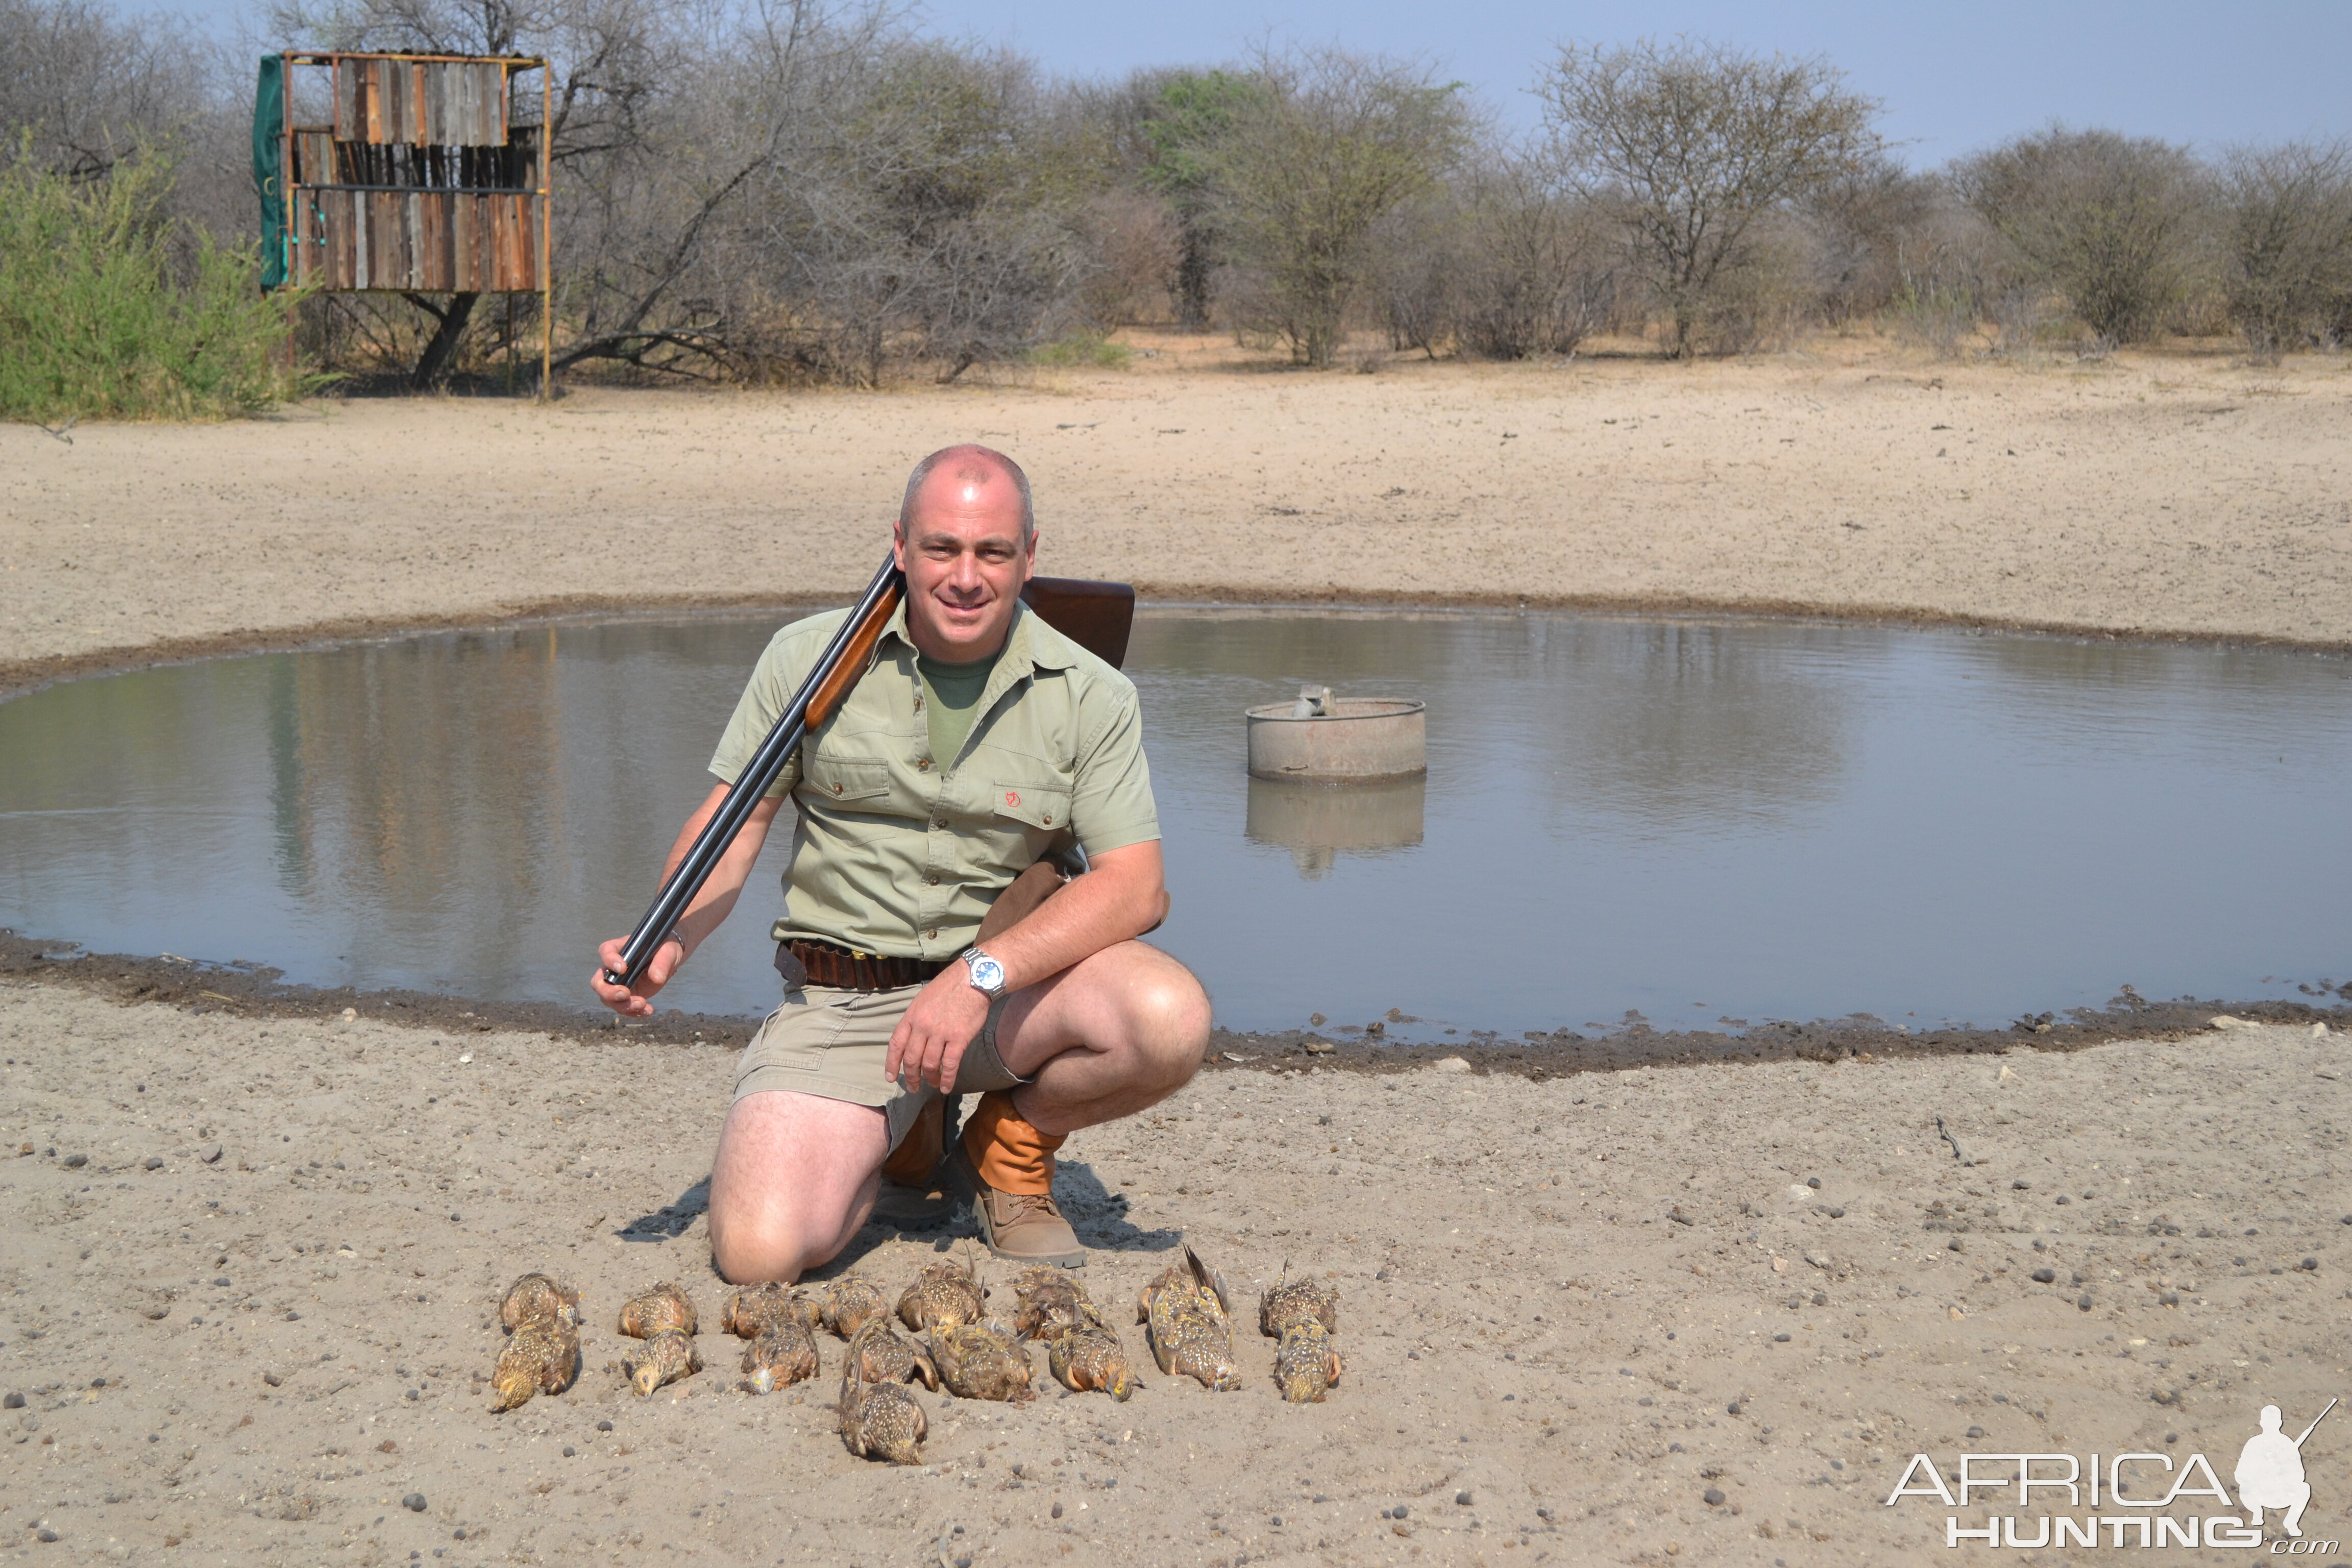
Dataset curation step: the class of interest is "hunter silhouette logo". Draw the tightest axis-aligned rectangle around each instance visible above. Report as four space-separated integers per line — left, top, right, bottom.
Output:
1004 790 1020 808
2238 1400 2334 1539
1884 1396 2339 1549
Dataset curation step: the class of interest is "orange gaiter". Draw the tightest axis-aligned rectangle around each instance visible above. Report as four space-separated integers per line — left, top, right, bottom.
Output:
962 1090 1065 1196
879 1096 942 1187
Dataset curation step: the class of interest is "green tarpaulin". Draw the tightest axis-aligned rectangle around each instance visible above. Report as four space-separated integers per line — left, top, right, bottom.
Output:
252 54 286 290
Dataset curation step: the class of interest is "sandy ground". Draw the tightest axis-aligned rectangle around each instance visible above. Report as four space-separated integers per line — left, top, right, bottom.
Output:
5 985 2351 1566
6 347 2352 1565
5 342 2352 695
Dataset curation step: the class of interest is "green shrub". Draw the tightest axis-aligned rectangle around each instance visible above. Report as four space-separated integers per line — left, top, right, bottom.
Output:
1954 127 2205 350
2220 141 2352 363
0 141 320 421
1205 50 1470 368
1889 279 1978 358
1025 330 1134 368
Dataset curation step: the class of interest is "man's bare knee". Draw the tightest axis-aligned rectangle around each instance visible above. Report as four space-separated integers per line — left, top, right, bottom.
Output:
706 1179 796 1283
706 1092 882 1283
1129 967 1212 1089
708 1178 871 1283
709 1216 838 1285
708 1213 802 1285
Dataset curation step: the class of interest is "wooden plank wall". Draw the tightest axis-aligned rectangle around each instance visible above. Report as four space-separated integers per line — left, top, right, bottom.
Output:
290 190 538 291
290 131 334 185
333 58 505 145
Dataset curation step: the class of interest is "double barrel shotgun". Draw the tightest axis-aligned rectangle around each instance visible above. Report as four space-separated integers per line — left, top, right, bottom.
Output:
603 559 1137 990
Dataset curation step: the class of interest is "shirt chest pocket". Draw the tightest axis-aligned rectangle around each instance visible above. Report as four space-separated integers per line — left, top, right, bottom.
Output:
803 755 893 806
990 781 1071 831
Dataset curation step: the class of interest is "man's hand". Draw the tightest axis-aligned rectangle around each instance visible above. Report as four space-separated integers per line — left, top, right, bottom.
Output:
885 965 991 1092
876 841 1169 1087
590 785 783 1019
592 934 682 1019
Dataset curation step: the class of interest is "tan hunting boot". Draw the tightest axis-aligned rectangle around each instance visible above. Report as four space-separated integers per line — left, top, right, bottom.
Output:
949 1091 1085 1267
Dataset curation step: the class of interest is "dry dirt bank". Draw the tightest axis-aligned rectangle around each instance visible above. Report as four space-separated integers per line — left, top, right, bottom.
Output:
5 983 2350 1565
4 344 2350 694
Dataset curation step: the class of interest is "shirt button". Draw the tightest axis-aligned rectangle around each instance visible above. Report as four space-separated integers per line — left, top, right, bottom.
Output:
830 782 843 795
917 758 931 771
925 874 939 886
933 816 946 828
924 928 938 939
1043 813 1053 825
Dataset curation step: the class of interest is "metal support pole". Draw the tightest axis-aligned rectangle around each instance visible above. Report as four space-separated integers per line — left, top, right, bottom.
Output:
538 65 552 400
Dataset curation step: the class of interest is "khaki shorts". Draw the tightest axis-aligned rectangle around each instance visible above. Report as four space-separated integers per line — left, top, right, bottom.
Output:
732 984 1025 1155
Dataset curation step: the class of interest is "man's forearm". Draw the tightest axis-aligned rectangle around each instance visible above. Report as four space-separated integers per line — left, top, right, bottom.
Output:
660 784 785 957
980 843 1164 991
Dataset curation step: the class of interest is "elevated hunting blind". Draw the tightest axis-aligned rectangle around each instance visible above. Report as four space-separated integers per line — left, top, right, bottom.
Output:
254 51 552 383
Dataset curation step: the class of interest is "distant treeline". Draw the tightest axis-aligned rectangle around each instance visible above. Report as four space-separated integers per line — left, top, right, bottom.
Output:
4 0 2350 403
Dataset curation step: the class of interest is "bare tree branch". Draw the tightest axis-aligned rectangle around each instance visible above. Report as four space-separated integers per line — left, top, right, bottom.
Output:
1536 37 1879 356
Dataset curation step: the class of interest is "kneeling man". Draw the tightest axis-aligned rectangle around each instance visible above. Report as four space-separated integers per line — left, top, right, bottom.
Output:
593 444 1210 1276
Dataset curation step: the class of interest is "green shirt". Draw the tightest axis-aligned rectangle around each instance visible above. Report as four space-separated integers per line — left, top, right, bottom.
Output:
707 598 1161 961
918 649 1003 773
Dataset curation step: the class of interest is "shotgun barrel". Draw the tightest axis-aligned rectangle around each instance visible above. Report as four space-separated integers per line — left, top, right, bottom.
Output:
603 552 904 989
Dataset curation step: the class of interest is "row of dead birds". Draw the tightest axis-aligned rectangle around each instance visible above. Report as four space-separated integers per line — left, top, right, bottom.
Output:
489 1246 1341 1464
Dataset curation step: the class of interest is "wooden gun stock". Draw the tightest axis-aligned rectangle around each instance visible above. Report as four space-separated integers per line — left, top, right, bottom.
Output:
805 576 903 728
1020 577 1134 669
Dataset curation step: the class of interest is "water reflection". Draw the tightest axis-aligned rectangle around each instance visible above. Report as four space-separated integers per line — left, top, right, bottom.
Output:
2 608 2347 1034
1126 612 1853 838
1513 618 1850 831
0 615 803 1006
260 626 580 991
1244 776 1425 877
1951 631 2352 754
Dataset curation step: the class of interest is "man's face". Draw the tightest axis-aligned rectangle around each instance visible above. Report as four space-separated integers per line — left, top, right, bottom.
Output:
894 464 1035 662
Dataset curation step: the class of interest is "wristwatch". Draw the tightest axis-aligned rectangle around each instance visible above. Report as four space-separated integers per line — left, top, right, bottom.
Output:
960 947 1008 999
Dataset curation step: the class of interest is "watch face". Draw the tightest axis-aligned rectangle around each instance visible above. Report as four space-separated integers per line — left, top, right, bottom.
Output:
968 953 1006 992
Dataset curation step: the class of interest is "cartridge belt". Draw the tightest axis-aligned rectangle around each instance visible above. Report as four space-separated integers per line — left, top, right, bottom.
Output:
777 939 951 992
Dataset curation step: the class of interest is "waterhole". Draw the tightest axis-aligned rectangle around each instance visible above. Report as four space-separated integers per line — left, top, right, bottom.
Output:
2 609 2346 1038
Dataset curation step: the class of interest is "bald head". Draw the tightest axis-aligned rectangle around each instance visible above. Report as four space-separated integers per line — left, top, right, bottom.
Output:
900 445 1034 542
892 443 1037 663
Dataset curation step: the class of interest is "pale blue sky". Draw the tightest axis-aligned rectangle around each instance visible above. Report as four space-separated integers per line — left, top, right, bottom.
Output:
182 0 2351 165
915 0 2351 161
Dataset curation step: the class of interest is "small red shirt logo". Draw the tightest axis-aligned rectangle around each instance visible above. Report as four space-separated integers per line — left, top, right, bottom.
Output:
1004 790 1020 808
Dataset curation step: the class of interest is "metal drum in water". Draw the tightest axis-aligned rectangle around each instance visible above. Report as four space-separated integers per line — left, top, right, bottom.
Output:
1244 697 1427 781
